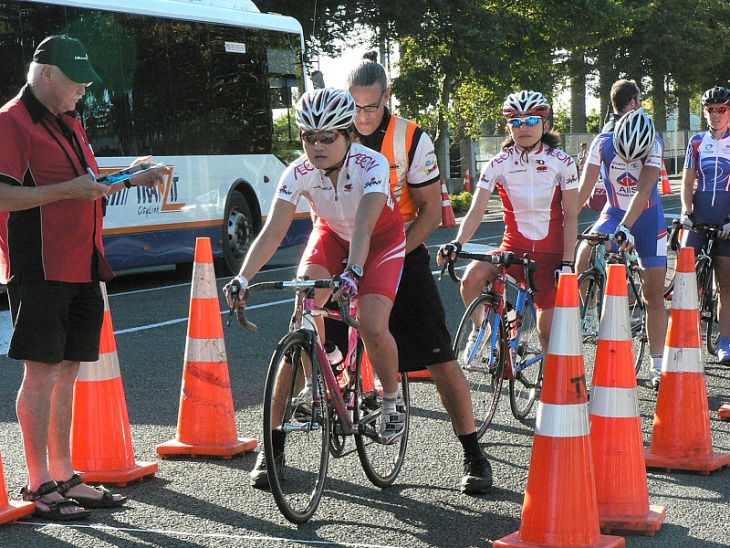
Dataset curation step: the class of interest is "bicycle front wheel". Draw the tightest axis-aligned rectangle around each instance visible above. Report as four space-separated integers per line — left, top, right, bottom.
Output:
355 372 410 487
578 270 603 389
698 261 721 355
263 331 330 525
454 294 506 438
627 267 648 375
509 299 543 420
663 235 678 299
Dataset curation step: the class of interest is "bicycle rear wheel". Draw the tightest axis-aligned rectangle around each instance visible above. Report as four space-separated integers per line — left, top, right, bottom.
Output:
263 331 329 525
627 267 648 374
578 270 603 389
355 371 410 487
663 234 678 299
454 294 505 439
509 299 543 420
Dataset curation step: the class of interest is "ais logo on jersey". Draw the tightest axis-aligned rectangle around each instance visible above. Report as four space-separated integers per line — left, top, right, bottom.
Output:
616 173 638 196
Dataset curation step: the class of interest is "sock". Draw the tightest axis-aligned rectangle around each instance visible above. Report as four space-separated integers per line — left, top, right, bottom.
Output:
651 354 662 372
382 390 400 413
458 432 482 462
271 429 286 455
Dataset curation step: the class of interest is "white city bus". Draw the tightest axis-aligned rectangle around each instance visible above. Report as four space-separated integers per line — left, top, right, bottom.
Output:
0 0 311 275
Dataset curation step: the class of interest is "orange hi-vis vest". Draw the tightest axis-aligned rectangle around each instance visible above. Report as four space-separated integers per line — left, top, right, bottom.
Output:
381 115 419 225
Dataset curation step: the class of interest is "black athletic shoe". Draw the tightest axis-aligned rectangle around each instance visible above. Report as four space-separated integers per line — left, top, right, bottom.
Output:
249 451 284 489
460 454 493 494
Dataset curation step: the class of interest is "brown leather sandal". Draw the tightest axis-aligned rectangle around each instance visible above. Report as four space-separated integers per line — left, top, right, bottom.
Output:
56 473 127 509
20 480 92 521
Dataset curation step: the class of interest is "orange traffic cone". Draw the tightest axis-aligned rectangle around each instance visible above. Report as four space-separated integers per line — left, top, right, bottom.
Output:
719 403 730 421
590 264 666 535
72 282 158 485
463 168 472 193
495 273 624 548
660 161 672 195
645 247 730 473
439 180 457 228
0 450 34 524
157 237 257 459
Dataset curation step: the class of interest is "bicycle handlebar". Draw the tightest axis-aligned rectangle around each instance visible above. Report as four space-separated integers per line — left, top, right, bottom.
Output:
440 250 540 294
577 231 639 264
228 278 360 332
668 218 721 252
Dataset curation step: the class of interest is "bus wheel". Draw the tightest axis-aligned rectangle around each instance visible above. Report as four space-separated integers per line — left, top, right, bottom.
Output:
222 191 254 275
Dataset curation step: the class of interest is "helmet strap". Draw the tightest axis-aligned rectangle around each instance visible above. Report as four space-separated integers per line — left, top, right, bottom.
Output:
324 142 352 178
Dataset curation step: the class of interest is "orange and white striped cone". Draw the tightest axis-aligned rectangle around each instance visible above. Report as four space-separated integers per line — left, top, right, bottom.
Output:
660 161 672 195
439 180 457 228
463 169 472 193
71 282 158 485
590 264 666 535
645 247 730 473
495 273 625 548
157 237 257 458
719 403 730 421
0 450 34 524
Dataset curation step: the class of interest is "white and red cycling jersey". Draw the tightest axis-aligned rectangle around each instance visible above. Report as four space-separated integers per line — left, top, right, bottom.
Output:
276 142 402 241
477 144 578 254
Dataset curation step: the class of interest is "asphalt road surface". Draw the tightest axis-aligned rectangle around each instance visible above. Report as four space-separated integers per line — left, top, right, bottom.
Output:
1 187 729 547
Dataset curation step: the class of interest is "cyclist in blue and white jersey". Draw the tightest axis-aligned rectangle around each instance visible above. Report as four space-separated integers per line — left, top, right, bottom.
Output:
577 108 668 389
680 86 730 363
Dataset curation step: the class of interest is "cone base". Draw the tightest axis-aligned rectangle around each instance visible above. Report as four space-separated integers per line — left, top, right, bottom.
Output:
407 369 433 381
645 449 730 474
0 501 35 524
719 404 730 421
494 531 625 547
600 505 666 536
156 437 257 459
78 461 159 487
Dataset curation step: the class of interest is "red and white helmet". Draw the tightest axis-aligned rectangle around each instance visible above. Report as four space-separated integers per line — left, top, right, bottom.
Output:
613 108 656 161
296 88 356 131
502 90 551 119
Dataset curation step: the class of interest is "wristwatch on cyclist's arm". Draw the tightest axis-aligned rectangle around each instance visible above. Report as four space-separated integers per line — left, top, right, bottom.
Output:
345 264 364 279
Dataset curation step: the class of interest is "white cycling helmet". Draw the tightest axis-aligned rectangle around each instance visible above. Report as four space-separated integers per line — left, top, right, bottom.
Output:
502 90 551 118
613 108 656 161
295 88 356 131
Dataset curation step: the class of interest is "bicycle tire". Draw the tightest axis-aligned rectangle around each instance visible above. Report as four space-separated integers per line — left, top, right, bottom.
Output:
454 294 506 439
263 331 330 525
509 297 543 420
355 369 410 488
663 236 678 299
627 266 648 374
578 269 603 389
697 260 721 355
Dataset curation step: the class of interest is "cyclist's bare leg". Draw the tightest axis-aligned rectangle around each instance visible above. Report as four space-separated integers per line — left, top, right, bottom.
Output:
536 307 551 353
460 260 497 326
715 257 730 338
640 266 668 356
358 293 399 394
427 360 475 436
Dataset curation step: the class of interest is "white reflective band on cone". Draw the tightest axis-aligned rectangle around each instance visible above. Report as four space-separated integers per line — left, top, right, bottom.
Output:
597 294 631 341
590 386 639 418
663 346 704 373
671 272 699 310
190 262 217 299
535 402 590 437
77 357 120 382
185 337 228 363
547 306 582 356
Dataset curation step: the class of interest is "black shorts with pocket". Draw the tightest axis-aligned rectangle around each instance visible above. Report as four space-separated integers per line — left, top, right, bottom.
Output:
7 280 104 364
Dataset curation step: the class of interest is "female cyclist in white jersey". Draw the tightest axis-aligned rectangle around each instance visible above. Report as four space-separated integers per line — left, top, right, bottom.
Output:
438 90 579 352
224 88 406 486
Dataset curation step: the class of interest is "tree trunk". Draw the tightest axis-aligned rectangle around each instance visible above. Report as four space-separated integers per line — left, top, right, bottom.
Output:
677 88 690 131
434 72 455 181
569 51 587 133
650 72 667 132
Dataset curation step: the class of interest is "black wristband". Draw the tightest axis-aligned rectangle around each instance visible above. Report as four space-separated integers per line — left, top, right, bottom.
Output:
124 179 132 189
